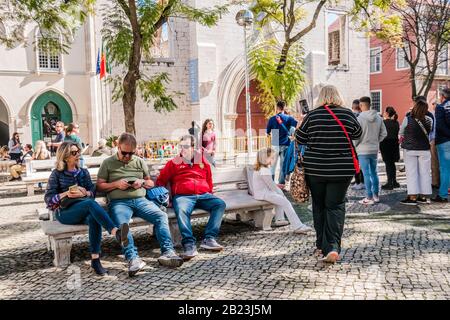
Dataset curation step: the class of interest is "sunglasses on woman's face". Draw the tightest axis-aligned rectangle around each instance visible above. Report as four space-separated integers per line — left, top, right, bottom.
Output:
70 150 80 156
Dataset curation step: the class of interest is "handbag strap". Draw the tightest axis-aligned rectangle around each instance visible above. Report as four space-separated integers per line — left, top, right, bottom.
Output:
275 114 290 133
413 117 429 141
323 105 360 174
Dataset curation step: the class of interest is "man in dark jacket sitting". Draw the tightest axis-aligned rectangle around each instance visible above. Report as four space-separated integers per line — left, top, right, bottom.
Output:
156 135 226 260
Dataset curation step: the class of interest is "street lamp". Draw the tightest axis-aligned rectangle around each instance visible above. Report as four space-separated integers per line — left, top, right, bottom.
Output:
235 9 254 156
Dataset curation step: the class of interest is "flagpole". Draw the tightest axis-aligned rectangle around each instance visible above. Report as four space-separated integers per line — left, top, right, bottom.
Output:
104 76 109 138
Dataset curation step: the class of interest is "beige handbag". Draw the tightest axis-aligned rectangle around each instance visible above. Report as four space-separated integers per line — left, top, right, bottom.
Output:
290 163 309 203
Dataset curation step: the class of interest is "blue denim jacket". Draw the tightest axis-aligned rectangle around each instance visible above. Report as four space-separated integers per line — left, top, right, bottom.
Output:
44 168 95 209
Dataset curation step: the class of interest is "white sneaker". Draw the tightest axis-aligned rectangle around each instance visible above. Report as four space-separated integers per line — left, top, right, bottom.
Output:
373 195 380 203
294 224 313 234
352 183 365 190
359 198 374 205
273 220 290 227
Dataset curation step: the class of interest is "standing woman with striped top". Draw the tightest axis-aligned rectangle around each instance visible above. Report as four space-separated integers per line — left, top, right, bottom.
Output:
295 85 362 263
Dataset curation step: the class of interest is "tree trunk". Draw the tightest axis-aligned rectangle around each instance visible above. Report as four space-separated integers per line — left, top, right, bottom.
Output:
276 42 291 74
122 74 137 135
121 0 142 136
410 69 417 99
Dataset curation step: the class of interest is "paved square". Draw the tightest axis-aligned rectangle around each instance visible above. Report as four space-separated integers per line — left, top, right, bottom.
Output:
0 174 449 300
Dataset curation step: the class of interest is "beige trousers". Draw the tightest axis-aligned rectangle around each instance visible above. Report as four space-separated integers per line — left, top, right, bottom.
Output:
430 141 440 187
9 164 24 179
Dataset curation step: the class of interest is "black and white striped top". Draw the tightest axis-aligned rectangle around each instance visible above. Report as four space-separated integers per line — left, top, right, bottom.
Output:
295 105 363 178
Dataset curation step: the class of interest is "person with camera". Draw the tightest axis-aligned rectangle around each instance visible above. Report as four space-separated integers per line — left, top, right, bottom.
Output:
44 142 129 276
96 133 183 277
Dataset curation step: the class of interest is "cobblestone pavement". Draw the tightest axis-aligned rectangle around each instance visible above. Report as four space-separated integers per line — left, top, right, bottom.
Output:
0 173 449 300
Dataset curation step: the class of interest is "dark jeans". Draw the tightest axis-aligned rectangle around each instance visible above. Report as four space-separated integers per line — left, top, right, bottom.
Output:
56 198 117 254
384 159 397 184
172 193 226 246
10 153 21 161
305 175 352 256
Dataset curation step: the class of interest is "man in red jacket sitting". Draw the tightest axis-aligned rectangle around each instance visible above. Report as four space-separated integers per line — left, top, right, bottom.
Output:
156 135 226 260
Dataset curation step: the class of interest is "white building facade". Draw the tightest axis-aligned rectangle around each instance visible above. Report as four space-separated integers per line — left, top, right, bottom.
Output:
0 0 369 148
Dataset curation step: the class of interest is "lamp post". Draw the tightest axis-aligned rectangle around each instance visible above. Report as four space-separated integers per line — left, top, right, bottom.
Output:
235 9 254 156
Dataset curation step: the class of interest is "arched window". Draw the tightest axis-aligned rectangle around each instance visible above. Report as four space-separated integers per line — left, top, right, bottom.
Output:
36 28 62 72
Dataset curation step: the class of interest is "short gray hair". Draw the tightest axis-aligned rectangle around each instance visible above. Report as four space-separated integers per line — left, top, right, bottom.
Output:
118 132 137 148
98 138 107 148
441 87 450 100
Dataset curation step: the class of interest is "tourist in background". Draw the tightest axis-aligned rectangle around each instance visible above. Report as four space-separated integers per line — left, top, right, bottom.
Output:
33 140 51 160
202 119 217 167
266 100 298 189
47 121 65 155
92 139 111 157
355 96 387 205
8 132 22 161
351 99 365 190
64 123 85 167
380 106 400 190
432 87 450 203
430 102 440 189
295 85 362 263
399 100 433 205
0 146 10 160
9 144 33 181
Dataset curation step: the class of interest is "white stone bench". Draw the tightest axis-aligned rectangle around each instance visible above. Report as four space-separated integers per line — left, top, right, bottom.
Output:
23 168 100 196
37 167 275 268
25 156 105 176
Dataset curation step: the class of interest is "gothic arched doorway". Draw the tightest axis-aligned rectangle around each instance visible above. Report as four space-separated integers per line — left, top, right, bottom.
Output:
235 80 267 136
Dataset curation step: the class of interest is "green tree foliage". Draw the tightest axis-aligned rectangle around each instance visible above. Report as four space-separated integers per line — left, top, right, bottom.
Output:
249 0 404 117
0 0 95 53
101 0 228 134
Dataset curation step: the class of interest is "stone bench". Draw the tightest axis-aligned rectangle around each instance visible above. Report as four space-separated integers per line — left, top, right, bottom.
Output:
37 167 275 268
23 168 100 196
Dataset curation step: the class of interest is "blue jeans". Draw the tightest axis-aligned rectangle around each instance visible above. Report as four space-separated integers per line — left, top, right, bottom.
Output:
359 154 379 198
271 145 288 184
437 141 450 198
56 198 117 254
109 197 174 261
172 193 226 246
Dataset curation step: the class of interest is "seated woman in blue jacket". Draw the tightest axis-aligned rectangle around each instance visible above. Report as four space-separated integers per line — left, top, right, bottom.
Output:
44 142 129 275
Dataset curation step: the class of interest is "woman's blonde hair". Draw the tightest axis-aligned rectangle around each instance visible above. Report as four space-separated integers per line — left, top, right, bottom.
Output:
34 140 50 160
254 147 274 171
0 146 9 158
315 85 346 108
55 142 80 171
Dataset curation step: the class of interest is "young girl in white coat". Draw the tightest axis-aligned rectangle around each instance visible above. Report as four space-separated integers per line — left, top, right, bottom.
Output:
252 147 313 234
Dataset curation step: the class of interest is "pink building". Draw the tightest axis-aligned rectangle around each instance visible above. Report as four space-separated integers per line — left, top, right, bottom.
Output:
370 37 450 122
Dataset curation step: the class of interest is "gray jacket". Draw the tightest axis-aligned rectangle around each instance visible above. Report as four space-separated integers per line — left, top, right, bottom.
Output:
354 110 387 155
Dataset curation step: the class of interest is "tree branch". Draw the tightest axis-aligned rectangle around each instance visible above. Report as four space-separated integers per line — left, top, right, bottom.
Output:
290 0 326 43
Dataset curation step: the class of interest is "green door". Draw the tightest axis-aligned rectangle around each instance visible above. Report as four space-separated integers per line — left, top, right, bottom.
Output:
30 91 73 147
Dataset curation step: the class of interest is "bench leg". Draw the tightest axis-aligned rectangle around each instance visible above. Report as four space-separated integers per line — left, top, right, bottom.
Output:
169 220 182 248
26 184 34 196
51 237 72 268
252 207 274 231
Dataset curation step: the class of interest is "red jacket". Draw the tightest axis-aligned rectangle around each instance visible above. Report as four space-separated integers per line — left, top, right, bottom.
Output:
156 151 213 196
